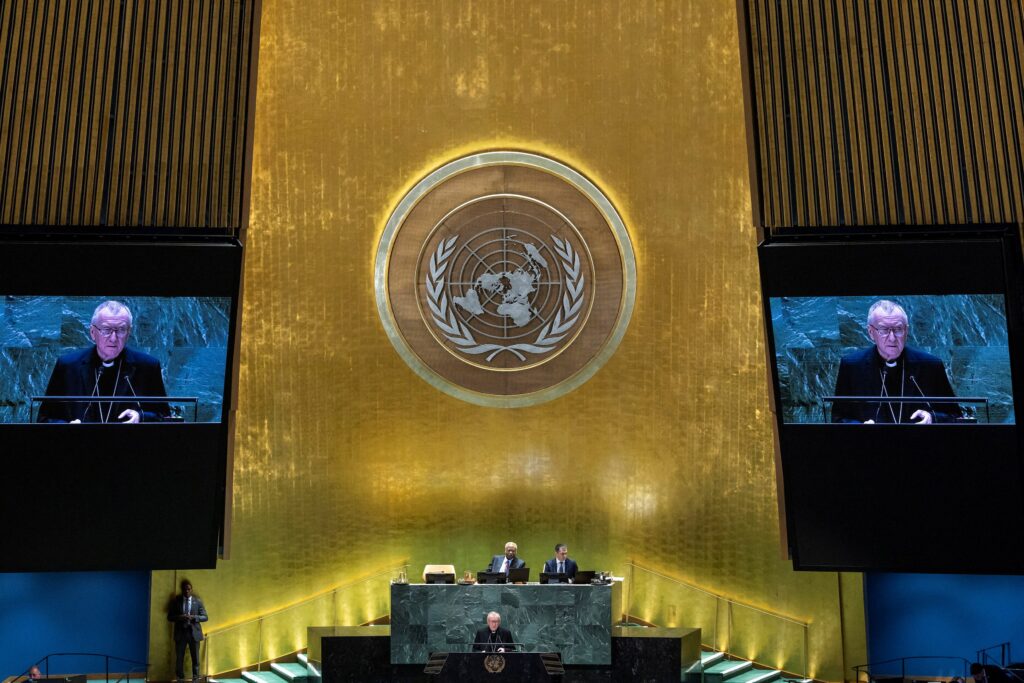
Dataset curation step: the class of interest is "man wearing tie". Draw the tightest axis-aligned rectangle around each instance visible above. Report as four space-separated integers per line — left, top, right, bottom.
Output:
487 541 526 575
472 611 515 653
543 543 579 580
167 579 209 683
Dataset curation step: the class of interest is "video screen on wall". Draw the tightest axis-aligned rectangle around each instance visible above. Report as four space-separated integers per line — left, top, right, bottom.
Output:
3 295 230 424
0 236 242 572
769 294 1015 425
759 230 1024 573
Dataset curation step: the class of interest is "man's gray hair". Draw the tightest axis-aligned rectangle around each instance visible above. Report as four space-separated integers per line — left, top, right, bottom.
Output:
91 300 133 326
487 611 501 620
867 299 907 325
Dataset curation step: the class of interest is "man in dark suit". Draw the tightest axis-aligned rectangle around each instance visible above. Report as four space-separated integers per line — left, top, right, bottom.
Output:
487 541 526 575
472 611 515 653
37 300 170 423
832 299 958 424
167 579 208 683
543 543 579 580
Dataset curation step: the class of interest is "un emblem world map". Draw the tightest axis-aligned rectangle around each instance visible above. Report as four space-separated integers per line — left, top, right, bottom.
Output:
376 151 635 407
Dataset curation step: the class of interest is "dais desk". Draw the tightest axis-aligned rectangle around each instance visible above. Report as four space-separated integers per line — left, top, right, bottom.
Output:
390 581 622 665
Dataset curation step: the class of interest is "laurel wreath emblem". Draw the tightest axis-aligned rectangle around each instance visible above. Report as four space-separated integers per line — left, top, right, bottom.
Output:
426 234 585 362
483 654 506 672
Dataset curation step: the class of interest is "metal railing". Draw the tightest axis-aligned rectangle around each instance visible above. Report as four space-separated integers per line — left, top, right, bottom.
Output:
201 563 408 677
978 642 1013 668
9 653 146 683
853 656 971 683
624 562 810 677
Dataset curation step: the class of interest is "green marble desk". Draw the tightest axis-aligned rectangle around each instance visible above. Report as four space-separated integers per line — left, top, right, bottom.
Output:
390 582 622 665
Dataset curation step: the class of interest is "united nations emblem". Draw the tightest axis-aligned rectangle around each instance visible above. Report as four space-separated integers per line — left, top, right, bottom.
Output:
483 654 506 673
376 151 635 407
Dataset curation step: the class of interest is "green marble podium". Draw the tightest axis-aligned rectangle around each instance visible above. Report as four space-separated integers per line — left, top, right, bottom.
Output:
390 582 622 665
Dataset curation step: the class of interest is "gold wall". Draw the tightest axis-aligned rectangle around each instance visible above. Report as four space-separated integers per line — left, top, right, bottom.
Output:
149 2 864 680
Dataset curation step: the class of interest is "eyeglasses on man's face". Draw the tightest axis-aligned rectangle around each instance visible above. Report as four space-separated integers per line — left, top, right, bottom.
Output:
92 325 130 338
870 324 907 339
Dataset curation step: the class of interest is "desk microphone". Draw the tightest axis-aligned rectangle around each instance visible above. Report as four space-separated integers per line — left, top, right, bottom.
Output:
124 375 144 419
874 370 887 421
909 375 934 419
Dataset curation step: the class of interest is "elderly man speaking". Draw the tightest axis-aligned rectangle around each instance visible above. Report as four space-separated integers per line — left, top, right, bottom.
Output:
832 299 958 424
38 300 170 423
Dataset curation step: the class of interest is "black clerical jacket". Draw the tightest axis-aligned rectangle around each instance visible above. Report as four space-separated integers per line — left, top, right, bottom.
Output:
832 346 959 423
37 347 170 423
473 626 515 652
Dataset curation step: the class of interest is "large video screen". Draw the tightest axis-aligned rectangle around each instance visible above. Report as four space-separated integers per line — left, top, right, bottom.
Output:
769 294 1015 425
0 236 241 572
2 296 230 424
759 230 1024 573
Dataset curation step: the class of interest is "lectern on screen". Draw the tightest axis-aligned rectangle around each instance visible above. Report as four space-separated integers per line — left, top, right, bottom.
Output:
0 236 242 571
759 227 1024 573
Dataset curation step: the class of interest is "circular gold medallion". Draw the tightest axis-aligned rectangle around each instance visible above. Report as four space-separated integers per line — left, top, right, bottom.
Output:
483 654 506 673
375 151 635 407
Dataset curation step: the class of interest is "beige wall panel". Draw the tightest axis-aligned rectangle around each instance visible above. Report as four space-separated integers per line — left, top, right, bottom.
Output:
150 2 863 680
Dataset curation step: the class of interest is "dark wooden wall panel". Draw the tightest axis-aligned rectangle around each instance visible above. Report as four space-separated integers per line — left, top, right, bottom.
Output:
0 0 258 229
741 0 1024 231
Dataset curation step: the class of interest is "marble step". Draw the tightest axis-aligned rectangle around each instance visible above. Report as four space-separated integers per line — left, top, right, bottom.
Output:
701 651 727 669
296 654 308 665
270 663 315 682
241 671 288 683
701 659 755 683
728 668 783 683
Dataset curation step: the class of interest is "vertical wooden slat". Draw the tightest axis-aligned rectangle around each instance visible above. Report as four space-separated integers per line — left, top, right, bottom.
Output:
7 0 42 224
997 0 1024 217
137 0 164 227
124 0 152 226
204 0 229 228
110 0 139 225
172 0 197 227
961 0 997 222
65 0 99 224
46 0 80 226
232 0 256 229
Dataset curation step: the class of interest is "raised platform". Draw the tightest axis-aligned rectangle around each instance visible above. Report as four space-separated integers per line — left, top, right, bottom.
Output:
390 581 622 665
313 625 699 682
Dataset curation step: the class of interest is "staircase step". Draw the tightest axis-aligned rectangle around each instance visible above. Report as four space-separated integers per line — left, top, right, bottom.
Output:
210 679 247 683
241 672 289 683
703 659 754 682
728 669 782 683
270 663 313 682
701 651 727 669
296 653 308 665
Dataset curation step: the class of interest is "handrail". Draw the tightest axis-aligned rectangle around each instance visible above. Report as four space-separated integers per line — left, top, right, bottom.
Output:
852 655 971 682
201 563 408 676
978 642 1012 667
624 561 810 678
625 561 809 626
10 653 148 683
204 563 408 637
